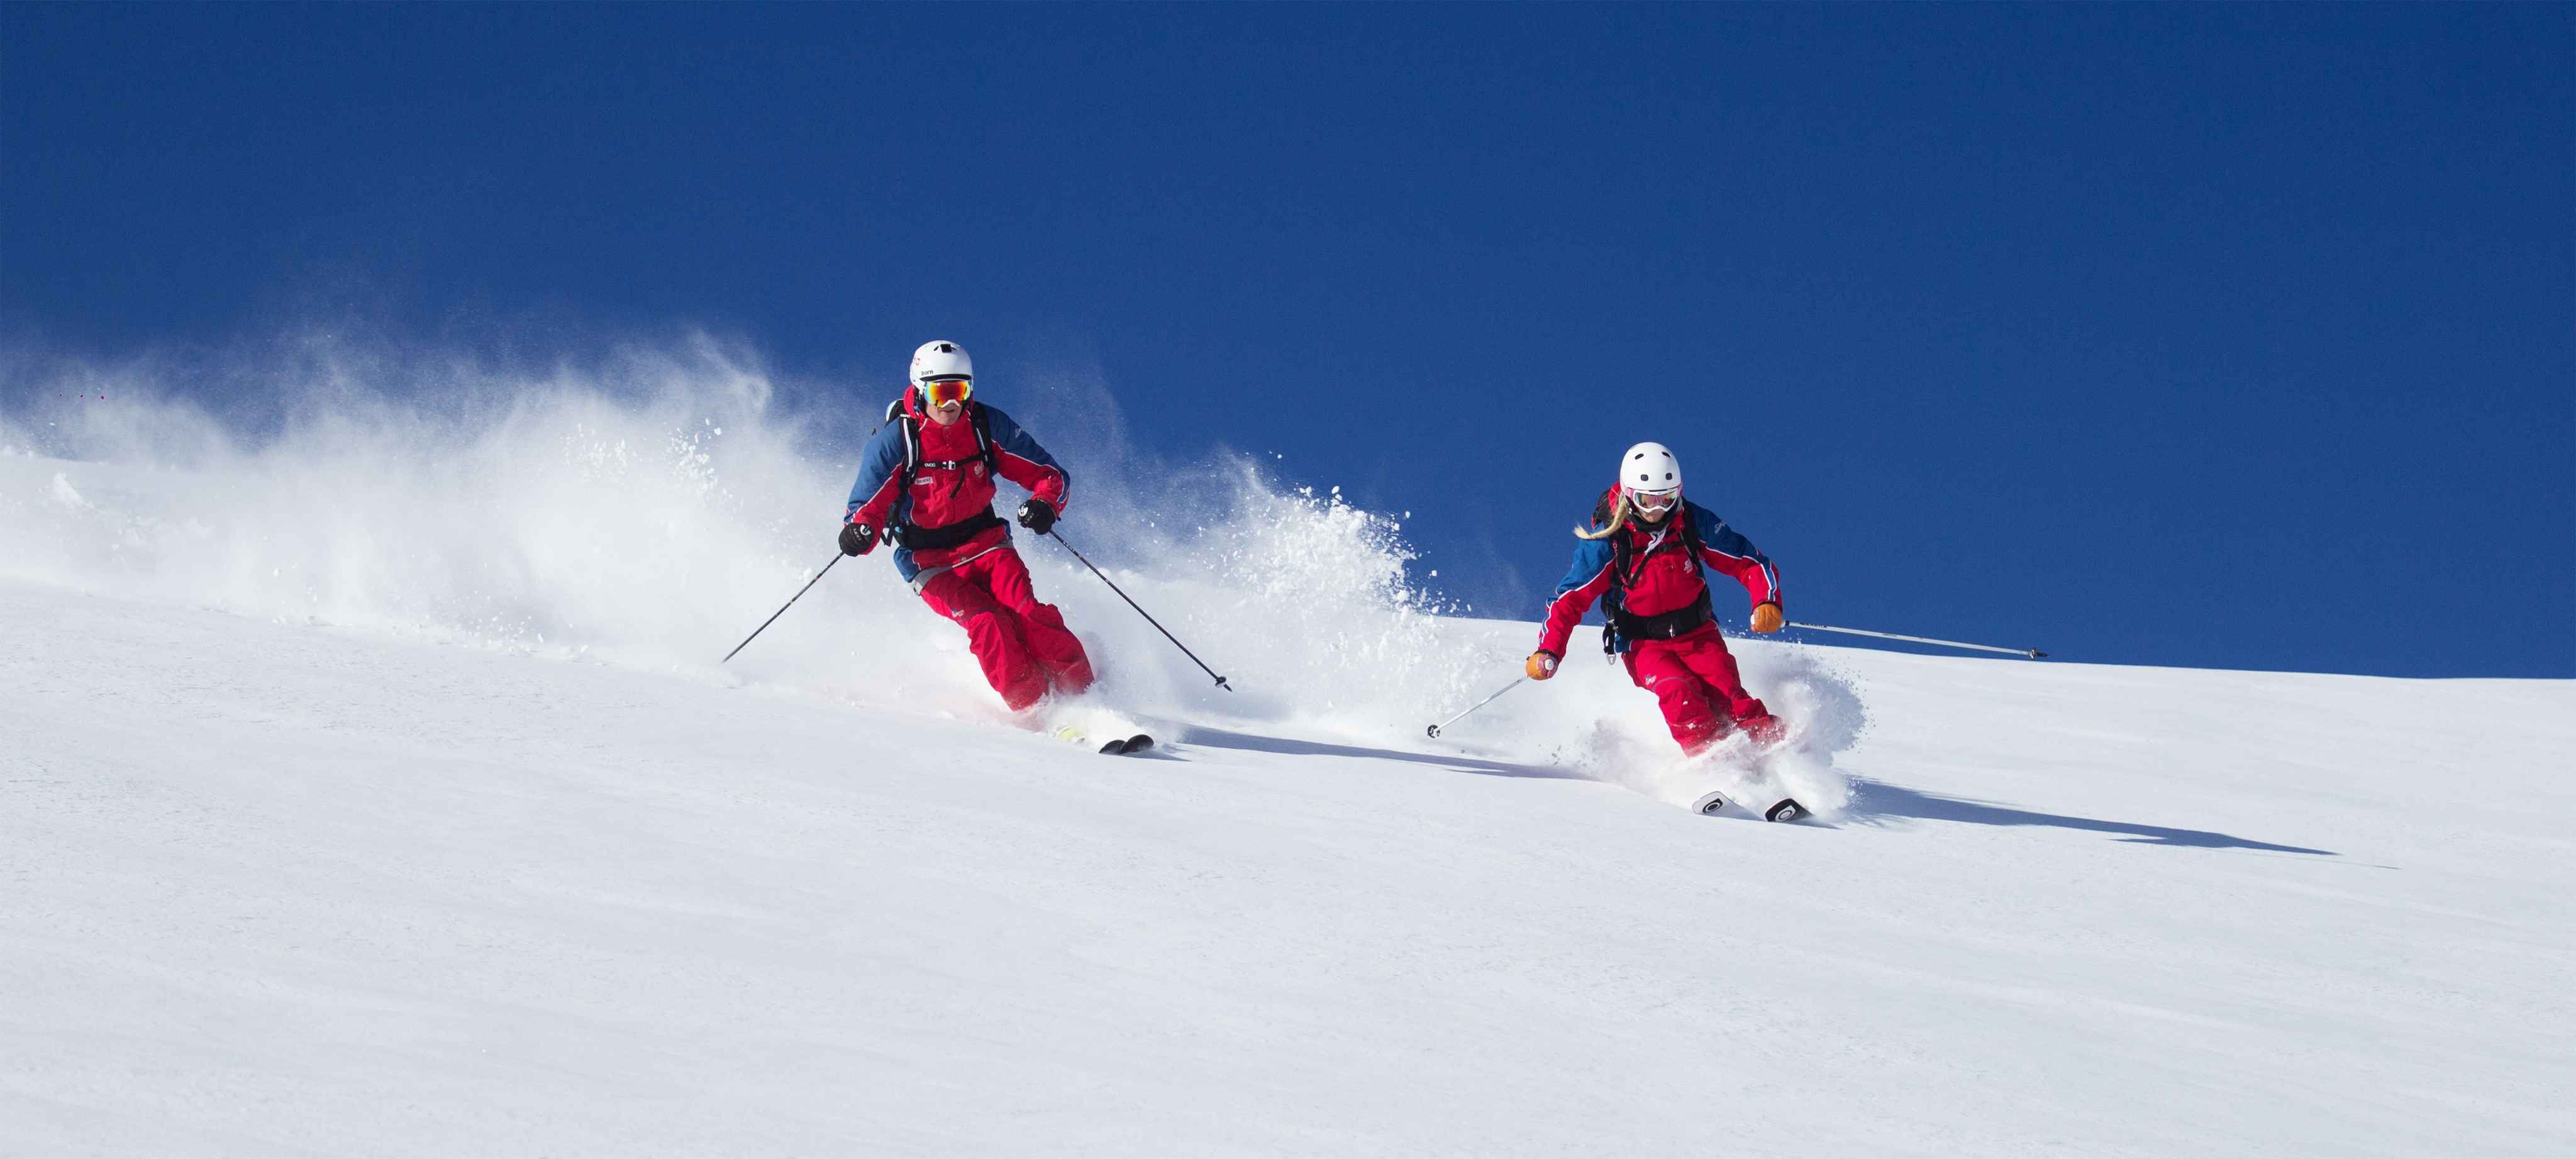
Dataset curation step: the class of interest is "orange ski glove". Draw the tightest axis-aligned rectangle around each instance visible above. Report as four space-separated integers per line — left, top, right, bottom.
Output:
1750 602 1784 633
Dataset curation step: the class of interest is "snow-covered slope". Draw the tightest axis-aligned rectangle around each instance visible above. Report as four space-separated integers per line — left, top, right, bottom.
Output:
9 587 2572 1158
4 374 2572 1155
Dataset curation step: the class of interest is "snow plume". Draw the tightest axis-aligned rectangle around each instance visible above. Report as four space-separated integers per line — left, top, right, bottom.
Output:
0 331 1482 732
0 333 875 677
0 329 1860 798
1532 644 1864 819
1079 470 1476 724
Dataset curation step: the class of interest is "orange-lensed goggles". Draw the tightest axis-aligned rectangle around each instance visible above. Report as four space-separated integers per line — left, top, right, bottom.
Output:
922 377 974 407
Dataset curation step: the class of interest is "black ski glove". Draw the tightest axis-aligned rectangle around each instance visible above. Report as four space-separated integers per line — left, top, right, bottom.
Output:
838 521 879 557
1016 498 1057 535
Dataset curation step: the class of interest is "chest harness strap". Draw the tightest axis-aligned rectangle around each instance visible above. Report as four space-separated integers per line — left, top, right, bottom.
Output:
882 397 1007 551
1601 510 1716 655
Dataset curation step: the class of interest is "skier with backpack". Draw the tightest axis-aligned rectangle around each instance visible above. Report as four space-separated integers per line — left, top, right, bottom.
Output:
1526 442 1787 755
839 340 1094 712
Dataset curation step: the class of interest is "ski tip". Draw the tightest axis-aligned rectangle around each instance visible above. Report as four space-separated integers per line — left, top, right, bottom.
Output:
1123 734 1155 754
1097 738 1130 755
1764 798 1809 823
1691 790 1729 816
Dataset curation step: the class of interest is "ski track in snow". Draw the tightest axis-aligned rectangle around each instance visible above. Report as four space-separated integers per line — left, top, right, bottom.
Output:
4 380 2574 1156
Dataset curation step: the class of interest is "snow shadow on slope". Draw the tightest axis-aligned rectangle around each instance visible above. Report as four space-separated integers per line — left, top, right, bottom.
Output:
1849 779 2338 855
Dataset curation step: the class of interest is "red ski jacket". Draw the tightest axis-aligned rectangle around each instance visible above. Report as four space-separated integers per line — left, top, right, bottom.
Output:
845 388 1071 579
1536 492 1780 657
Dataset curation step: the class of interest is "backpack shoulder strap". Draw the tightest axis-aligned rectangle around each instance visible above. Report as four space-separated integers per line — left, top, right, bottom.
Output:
1679 508 1715 618
1601 527 1633 657
969 403 999 474
1603 525 1634 613
880 396 921 495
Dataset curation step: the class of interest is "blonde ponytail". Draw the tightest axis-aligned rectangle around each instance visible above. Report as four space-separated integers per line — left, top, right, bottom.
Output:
1574 491 1632 540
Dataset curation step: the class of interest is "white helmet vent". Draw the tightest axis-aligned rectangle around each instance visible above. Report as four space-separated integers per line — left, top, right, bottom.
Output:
909 340 975 389
1620 441 1683 494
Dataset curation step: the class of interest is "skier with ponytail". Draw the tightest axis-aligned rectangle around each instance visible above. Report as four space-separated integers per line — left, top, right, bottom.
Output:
1526 443 1787 755
838 340 1095 712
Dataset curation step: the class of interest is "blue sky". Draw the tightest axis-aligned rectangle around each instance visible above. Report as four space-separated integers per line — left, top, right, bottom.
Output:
5 4 2569 677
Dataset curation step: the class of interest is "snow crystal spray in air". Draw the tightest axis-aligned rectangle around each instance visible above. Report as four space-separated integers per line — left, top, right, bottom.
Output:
0 330 1490 736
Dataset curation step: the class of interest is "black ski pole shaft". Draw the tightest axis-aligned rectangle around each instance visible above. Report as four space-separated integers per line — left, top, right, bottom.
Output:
721 552 843 664
1048 530 1231 690
1427 677 1524 739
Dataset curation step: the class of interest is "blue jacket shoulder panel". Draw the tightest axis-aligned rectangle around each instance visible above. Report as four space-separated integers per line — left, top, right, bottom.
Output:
846 419 927 580
1685 500 1782 607
1685 501 1768 562
975 404 1072 511
845 419 912 521
975 405 1058 472
1554 534 1616 599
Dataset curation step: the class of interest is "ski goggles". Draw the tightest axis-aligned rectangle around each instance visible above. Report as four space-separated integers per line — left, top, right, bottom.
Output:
1627 487 1680 516
921 377 974 408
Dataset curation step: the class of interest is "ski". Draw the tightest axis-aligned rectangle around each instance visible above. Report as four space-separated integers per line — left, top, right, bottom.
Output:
1058 726 1156 756
1689 789 1810 822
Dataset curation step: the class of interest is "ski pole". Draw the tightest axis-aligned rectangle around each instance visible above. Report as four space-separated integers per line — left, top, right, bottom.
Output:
1785 621 2046 660
721 552 843 664
1048 530 1232 691
1426 677 1524 739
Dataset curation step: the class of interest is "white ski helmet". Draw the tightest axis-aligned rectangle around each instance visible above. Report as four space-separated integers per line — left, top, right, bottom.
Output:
1619 441 1683 498
909 340 974 389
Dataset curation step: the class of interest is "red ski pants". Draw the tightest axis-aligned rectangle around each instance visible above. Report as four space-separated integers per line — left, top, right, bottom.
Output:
1619 624 1773 755
915 546 1095 712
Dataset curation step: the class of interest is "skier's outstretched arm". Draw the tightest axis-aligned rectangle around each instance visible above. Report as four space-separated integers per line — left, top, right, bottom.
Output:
979 406 1070 516
1532 538 1617 674
845 424 909 534
1690 502 1783 631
